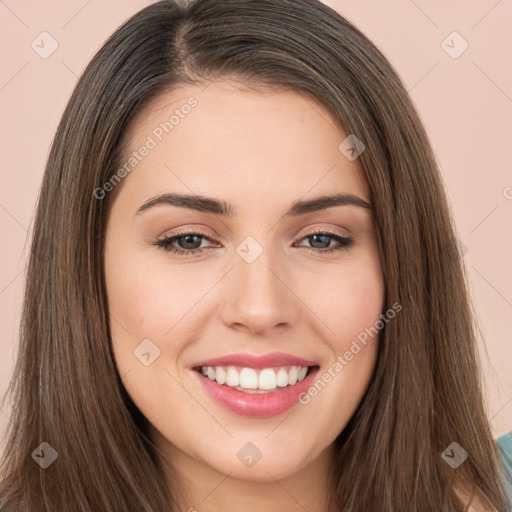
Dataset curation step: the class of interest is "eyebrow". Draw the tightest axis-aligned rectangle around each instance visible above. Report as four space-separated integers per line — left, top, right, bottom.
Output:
136 192 373 218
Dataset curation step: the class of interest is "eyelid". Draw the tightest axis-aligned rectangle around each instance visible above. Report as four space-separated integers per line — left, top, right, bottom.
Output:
296 224 351 239
156 225 218 242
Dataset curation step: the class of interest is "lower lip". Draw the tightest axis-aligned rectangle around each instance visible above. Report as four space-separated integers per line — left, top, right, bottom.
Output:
193 366 319 417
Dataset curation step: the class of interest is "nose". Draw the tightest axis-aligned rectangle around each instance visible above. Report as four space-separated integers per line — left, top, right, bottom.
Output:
219 245 299 336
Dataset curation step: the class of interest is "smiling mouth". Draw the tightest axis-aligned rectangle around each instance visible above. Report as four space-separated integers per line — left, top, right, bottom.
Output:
193 364 319 394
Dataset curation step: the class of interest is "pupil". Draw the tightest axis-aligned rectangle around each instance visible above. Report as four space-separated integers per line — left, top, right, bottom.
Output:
310 234 330 249
180 235 201 249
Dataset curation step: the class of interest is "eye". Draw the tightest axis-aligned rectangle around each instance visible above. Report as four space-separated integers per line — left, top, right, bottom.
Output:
153 229 354 256
295 231 354 254
153 229 219 256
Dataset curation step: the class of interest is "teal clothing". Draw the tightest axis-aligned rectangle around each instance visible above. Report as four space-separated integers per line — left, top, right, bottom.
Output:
499 431 512 511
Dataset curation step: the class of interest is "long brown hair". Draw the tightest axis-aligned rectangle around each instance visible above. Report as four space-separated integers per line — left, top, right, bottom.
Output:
1 0 509 510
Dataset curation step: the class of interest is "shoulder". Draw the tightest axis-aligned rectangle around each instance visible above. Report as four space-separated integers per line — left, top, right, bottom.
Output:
498 431 512 511
498 431 512 474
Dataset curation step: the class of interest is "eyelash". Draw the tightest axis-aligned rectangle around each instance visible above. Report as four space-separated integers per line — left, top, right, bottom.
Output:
153 228 354 257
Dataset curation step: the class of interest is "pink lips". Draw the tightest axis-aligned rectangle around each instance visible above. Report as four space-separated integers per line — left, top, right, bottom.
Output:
193 352 317 369
192 352 319 418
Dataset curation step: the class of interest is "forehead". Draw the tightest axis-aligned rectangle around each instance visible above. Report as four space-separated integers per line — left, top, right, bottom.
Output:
116 81 370 211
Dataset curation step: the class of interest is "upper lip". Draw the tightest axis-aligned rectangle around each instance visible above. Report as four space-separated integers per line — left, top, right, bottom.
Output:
192 352 318 369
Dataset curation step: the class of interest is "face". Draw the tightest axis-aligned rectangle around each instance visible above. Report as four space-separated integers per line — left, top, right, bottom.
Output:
104 81 385 485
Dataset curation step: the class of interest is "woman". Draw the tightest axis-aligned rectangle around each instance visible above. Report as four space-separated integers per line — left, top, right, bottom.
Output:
1 0 510 510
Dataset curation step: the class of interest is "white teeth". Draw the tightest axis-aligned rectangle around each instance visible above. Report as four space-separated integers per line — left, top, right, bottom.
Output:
288 366 298 385
226 366 240 387
215 366 226 385
258 368 277 390
239 368 258 389
199 364 312 391
297 366 308 381
276 368 289 387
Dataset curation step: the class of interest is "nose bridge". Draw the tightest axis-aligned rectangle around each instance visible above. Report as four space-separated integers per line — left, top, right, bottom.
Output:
220 234 297 334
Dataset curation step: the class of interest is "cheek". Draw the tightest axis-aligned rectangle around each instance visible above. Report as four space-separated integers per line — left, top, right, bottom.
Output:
104 243 215 415
292 256 384 432
104 253 193 429
104 243 198 349
299 253 385 345
104 240 171 383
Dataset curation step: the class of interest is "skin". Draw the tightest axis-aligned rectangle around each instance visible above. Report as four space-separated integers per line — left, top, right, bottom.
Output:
104 80 385 511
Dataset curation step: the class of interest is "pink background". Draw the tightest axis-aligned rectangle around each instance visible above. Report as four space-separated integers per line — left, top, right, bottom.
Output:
1 0 511 442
